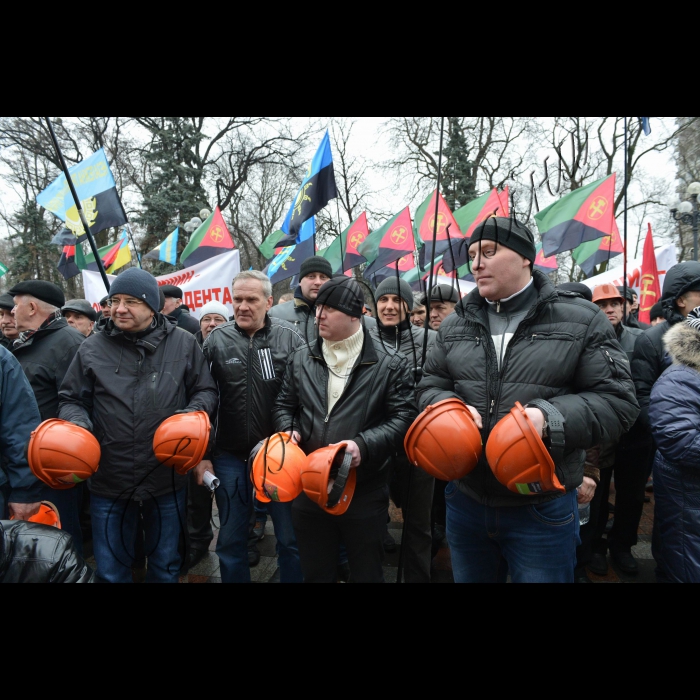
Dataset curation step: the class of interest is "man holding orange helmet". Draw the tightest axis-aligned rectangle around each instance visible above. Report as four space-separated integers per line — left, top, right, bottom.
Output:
274 278 417 583
58 269 218 584
418 217 639 584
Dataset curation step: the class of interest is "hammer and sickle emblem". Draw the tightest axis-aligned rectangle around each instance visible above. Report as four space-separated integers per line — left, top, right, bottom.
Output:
391 226 408 246
588 197 609 221
210 226 224 243
640 274 658 310
350 231 366 250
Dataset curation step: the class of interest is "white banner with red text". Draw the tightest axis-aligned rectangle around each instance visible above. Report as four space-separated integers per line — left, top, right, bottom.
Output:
81 251 241 319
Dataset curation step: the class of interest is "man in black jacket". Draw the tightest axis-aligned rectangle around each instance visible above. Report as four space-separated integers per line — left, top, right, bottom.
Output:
9 280 85 552
274 278 417 583
0 521 94 583
269 256 333 343
58 269 218 584
370 277 437 583
418 218 640 584
197 271 304 583
0 346 43 522
161 285 201 335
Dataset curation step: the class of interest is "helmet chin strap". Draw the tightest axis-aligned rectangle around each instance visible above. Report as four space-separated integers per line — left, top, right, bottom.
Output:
326 452 354 509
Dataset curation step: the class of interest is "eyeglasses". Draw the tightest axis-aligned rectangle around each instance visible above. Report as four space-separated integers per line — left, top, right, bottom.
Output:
108 298 146 309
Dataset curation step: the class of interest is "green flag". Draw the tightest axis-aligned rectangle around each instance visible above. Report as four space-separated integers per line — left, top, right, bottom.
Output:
259 230 288 261
0 261 7 279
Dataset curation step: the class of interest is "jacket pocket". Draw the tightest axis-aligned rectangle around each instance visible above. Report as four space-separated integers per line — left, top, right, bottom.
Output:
529 332 576 344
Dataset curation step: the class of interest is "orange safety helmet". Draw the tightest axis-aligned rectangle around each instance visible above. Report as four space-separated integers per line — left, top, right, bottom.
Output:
251 434 306 504
28 420 101 490
153 412 211 476
592 284 624 306
11 502 61 529
486 402 566 496
404 399 483 481
302 444 357 516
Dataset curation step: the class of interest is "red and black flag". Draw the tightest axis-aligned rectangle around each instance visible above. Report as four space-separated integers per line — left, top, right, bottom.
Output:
358 208 416 279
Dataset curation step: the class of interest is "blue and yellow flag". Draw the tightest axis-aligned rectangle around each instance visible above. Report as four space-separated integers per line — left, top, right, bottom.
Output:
145 227 179 266
278 133 337 245
264 237 315 285
37 148 128 239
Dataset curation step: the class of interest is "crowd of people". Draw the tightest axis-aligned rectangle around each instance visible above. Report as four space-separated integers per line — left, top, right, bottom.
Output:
1 215 700 584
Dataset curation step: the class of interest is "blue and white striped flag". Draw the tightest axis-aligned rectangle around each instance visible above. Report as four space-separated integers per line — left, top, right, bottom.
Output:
639 117 652 136
145 227 179 265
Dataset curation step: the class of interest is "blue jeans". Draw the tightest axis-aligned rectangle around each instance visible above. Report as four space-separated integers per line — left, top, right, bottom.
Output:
446 483 580 584
215 452 303 584
42 484 84 557
91 490 186 584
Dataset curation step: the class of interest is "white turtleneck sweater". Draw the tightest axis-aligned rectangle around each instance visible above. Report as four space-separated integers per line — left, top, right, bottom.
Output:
322 327 364 415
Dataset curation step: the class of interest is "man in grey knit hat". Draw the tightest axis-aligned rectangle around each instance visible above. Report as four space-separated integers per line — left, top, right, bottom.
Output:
370 276 437 583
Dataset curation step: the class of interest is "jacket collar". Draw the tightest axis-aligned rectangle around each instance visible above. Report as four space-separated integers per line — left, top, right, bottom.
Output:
458 271 558 327
14 315 67 350
310 323 379 366
106 313 175 353
294 287 313 310
234 315 272 339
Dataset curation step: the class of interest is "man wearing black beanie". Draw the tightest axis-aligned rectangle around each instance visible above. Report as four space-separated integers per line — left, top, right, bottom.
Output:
274 277 417 583
418 216 639 583
269 256 333 343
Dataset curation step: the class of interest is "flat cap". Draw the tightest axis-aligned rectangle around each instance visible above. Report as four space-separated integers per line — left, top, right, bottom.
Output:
9 280 65 309
161 285 184 299
62 299 97 322
0 293 15 311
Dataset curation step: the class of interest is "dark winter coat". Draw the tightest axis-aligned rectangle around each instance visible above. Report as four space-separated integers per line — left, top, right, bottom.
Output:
273 330 418 495
58 315 218 501
633 262 700 431
417 272 640 508
270 290 376 345
0 521 94 583
0 347 43 505
169 307 200 336
203 317 304 461
650 321 700 582
12 318 84 421
0 336 13 352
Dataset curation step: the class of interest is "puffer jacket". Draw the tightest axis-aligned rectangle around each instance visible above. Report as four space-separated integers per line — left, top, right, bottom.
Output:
633 261 700 431
650 320 700 583
369 320 436 388
418 271 640 508
12 318 84 421
203 317 304 461
0 347 43 505
58 315 218 500
0 521 94 583
273 330 418 495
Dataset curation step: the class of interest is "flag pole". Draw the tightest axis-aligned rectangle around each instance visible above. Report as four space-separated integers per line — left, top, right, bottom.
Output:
126 224 142 269
422 118 447 363
336 199 346 274
44 117 112 293
623 117 629 324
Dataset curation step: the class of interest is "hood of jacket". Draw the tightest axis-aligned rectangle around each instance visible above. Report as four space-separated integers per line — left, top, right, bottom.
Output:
665 322 700 372
662 262 700 324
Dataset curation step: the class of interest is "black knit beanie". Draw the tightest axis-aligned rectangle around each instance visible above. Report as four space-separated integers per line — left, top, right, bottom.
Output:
316 278 364 318
470 217 537 263
299 256 333 281
108 268 160 313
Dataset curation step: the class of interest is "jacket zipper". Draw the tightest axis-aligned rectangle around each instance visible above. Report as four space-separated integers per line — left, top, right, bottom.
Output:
247 335 254 448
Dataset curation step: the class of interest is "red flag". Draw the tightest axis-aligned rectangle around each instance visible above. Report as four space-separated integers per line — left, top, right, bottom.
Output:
639 224 661 325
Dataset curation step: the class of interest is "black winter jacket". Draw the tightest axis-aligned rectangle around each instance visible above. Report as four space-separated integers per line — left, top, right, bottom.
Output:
417 272 640 507
203 317 304 461
0 521 93 583
58 315 218 500
13 318 84 421
369 320 436 388
0 336 13 352
0 347 43 504
273 331 418 495
169 307 200 336
650 321 700 583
